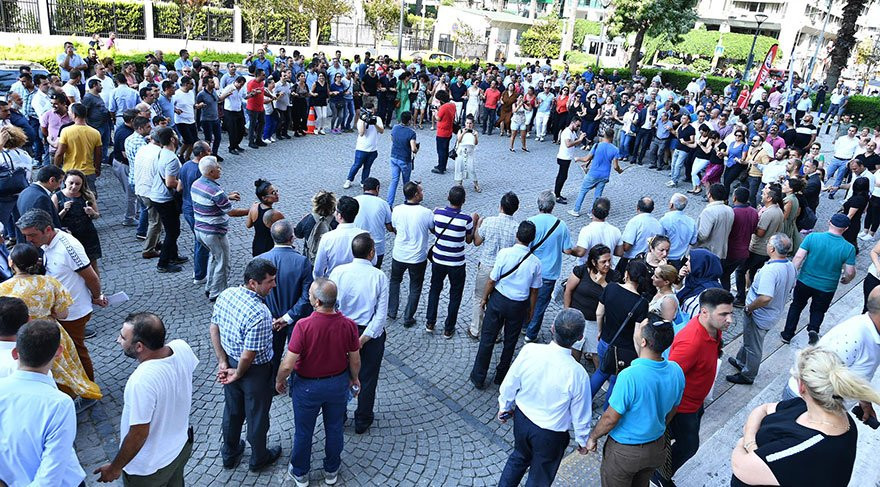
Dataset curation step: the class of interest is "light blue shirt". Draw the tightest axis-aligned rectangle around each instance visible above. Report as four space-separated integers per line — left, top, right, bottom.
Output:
621 213 664 258
608 358 684 445
660 210 698 260
655 119 673 139
527 213 573 280
108 85 140 118
56 52 85 82
537 92 554 113
157 95 175 126
0 370 85 486
174 58 193 72
491 244 543 301
220 71 239 89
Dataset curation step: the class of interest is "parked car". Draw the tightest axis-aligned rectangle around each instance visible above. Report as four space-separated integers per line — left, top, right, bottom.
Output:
409 51 455 62
0 61 50 100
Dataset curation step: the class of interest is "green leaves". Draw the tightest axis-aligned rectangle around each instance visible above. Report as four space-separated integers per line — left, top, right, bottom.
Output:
519 14 562 58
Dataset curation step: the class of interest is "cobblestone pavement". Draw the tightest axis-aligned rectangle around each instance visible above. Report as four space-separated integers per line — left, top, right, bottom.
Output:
73 122 844 486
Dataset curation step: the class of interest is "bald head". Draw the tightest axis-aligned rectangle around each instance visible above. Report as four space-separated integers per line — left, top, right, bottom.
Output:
867 286 880 316
311 278 337 310
270 219 294 245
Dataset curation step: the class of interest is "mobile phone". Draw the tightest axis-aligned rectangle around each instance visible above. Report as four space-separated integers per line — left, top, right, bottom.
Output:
499 411 512 421
852 405 880 429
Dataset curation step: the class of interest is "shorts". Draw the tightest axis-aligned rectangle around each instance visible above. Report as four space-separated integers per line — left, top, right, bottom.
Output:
177 123 198 144
510 117 526 131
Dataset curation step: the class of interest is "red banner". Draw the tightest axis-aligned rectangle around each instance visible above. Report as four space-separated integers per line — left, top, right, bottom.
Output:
737 43 779 110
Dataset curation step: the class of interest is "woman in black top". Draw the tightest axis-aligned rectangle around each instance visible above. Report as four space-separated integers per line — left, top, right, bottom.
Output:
842 177 870 253
583 94 601 144
564 244 616 365
310 73 330 135
590 259 651 409
731 347 880 487
247 179 285 256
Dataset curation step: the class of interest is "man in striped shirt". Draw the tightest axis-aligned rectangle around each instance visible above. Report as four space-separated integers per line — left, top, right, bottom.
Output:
191 156 248 301
425 186 477 339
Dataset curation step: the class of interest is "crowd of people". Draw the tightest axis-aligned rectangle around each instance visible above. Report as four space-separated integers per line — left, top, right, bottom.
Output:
1 38 880 487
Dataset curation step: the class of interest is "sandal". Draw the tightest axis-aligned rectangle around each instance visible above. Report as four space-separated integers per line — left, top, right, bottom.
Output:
509 148 516 152
474 182 482 193
522 147 530 153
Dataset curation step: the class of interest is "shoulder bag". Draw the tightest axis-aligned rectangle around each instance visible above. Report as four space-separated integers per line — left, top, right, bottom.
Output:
495 218 560 282
599 295 646 376
427 209 461 264
0 150 29 198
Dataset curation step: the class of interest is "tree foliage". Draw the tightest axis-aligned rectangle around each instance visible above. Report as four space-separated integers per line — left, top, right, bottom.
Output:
572 19 601 49
826 0 866 88
607 0 698 72
643 27 779 64
52 0 145 37
519 14 562 59
154 2 234 41
363 0 400 48
298 0 353 40
169 0 217 46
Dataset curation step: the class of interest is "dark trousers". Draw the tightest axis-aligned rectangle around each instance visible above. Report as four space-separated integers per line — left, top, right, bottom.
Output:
864 273 880 313
721 257 745 293
389 259 426 326
866 196 880 233
289 372 347 476
633 128 652 164
782 280 835 339
201 120 222 157
378 97 393 126
291 99 308 132
498 408 570 487
275 108 289 136
555 158 572 198
221 360 273 468
735 252 768 302
225 110 245 150
436 136 451 171
470 291 529 385
28 116 43 160
153 199 181 268
355 328 386 429
665 407 704 480
247 109 265 145
722 164 746 195
425 262 467 334
747 176 762 208
270 325 293 386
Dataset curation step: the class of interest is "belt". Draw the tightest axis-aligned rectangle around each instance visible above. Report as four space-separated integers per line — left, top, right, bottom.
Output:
296 370 347 381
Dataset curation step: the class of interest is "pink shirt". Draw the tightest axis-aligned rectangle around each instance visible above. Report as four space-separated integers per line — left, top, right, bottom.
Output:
40 111 72 149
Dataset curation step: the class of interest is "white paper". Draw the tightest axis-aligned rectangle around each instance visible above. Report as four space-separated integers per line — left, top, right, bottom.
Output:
106 292 129 306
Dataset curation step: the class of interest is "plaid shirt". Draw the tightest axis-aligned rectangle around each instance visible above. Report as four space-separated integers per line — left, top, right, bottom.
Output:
211 286 274 365
477 213 518 268
12 85 37 118
124 134 148 185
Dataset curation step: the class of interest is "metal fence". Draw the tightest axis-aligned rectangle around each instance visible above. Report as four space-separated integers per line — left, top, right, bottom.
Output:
152 3 234 42
402 27 432 51
241 15 310 46
320 19 375 47
48 0 145 39
0 0 40 34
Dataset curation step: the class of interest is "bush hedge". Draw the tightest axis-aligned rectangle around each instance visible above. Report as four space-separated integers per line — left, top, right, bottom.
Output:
51 0 145 38
152 3 234 41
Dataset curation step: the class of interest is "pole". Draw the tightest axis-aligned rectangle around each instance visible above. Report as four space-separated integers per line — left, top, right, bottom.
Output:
805 0 832 85
397 0 405 61
595 23 606 70
742 21 764 82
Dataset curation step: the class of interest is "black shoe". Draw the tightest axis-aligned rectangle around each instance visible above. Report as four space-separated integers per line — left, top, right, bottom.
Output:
216 155 225 162
256 141 268 147
808 331 819 345
222 440 245 469
403 320 416 328
728 356 743 371
248 143 259 149
157 264 183 273
170 256 189 265
651 470 677 487
355 421 372 434
431 168 445 174
556 196 568 204
248 446 281 472
235 146 245 151
470 376 487 390
648 164 657 169
493 373 505 385
732 299 745 308
725 373 754 385
425 323 435 333
780 332 791 344
387 314 397 320
228 148 239 154
84 327 97 339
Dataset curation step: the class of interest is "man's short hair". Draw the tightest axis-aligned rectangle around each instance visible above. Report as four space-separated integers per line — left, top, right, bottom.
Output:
36 164 64 183
768 233 792 255
403 182 419 200
132 116 150 131
641 320 675 354
699 288 734 311
708 183 728 202
399 111 412 125
670 193 688 211
351 233 374 259
16 320 60 368
0 297 29 337
270 219 294 244
154 126 175 146
336 195 359 223
198 156 219 176
87 78 100 90
70 103 87 119
553 309 586 348
516 221 536 245
16 208 53 232
733 186 750 204
363 177 380 192
312 277 337 308
537 190 555 213
243 258 277 284
192 140 210 158
121 108 139 124
161 80 175 91
637 196 654 213
500 191 519 216
592 197 611 220
448 185 466 207
124 312 166 351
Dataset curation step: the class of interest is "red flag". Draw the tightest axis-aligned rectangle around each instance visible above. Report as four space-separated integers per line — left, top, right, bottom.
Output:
737 44 779 110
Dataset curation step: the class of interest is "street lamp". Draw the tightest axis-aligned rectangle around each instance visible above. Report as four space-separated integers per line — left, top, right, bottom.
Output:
594 0 613 69
397 0 406 61
742 12 768 82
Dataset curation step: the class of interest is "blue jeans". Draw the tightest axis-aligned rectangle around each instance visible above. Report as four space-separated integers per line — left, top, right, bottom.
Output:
691 157 710 187
289 373 348 476
590 339 617 410
183 211 209 281
619 133 633 159
136 190 149 237
670 149 688 183
387 157 411 206
344 98 355 129
28 117 43 161
97 122 111 165
825 156 849 190
573 174 609 213
262 111 277 140
0 198 16 239
524 279 556 340
347 150 378 184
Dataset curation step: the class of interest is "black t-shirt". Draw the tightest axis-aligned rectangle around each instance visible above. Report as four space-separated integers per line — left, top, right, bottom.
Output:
732 398 857 487
677 125 697 154
695 136 713 159
450 83 467 102
362 74 379 95
380 76 396 99
856 152 880 172
598 282 648 349
570 265 617 321
710 141 726 165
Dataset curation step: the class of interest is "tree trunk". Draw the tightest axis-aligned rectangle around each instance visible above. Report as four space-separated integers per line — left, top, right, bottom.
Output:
628 26 646 73
558 0 577 61
824 0 866 89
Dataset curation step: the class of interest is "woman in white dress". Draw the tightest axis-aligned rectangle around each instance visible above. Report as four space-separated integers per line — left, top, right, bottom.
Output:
455 115 480 192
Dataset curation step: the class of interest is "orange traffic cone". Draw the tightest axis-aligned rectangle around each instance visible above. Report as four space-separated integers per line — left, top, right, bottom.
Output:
307 107 316 135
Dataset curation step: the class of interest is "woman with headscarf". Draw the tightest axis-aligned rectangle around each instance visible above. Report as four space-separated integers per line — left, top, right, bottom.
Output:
677 248 724 318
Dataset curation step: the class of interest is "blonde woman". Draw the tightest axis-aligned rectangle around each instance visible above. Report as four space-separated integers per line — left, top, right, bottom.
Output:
0 243 102 404
455 115 480 193
731 347 880 487
649 264 680 322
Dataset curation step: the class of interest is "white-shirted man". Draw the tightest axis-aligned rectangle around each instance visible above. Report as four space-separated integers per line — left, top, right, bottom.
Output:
571 196 623 267
388 182 434 328
312 195 370 278
353 178 393 268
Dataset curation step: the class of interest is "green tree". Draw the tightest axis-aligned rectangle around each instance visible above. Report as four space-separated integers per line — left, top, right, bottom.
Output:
519 14 562 59
855 37 880 94
171 0 217 47
238 0 286 49
607 0 698 72
363 0 400 49
825 0 867 89
572 19 600 49
299 0 352 39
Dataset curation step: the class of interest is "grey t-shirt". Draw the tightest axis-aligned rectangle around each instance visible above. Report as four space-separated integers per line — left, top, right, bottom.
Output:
195 89 219 121
748 205 783 255
147 148 180 203
747 259 796 329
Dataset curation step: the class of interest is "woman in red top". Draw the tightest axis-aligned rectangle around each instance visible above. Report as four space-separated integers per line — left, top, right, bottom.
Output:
496 83 517 137
553 86 571 144
524 86 538 135
481 80 501 136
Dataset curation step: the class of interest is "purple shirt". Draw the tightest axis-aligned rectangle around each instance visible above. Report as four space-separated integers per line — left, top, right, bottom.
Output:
728 205 759 261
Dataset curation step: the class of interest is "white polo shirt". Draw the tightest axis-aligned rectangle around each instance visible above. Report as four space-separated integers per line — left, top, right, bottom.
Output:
391 202 434 264
43 230 92 321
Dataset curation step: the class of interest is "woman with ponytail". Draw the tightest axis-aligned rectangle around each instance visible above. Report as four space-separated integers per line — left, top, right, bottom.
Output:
246 178 285 256
731 347 880 486
0 243 101 402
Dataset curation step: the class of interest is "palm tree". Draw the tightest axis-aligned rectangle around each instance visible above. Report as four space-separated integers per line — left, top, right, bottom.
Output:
824 0 866 89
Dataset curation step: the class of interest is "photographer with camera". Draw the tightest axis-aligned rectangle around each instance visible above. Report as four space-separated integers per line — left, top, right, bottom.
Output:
344 100 384 190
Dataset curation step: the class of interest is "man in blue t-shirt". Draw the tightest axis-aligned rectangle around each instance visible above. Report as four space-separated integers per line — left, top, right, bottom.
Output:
387 112 419 206
568 130 621 217
534 84 555 142
586 319 684 485
781 213 857 345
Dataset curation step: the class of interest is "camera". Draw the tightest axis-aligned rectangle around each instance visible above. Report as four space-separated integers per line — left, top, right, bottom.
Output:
359 107 377 125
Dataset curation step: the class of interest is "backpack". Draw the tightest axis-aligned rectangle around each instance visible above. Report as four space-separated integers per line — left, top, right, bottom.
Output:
304 213 333 263
0 150 29 198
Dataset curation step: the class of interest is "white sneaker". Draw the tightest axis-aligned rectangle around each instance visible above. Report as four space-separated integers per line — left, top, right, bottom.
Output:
859 232 874 241
665 180 676 187
858 229 868 237
324 470 338 485
567 209 580 217
343 180 352 189
193 277 206 285
270 136 277 142
262 138 273 144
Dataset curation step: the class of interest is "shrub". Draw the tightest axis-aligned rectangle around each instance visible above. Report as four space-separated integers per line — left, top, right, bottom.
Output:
845 95 880 128
572 19 600 49
519 15 562 59
50 0 145 38
564 51 592 65
152 3 234 42
644 26 779 64
241 12 310 45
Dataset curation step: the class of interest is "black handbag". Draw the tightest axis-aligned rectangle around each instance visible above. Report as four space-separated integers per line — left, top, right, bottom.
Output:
0 150 29 198
599 296 645 376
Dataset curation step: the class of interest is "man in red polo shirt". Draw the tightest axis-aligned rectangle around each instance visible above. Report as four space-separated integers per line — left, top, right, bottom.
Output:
432 90 456 174
245 68 267 149
654 288 733 487
275 278 361 487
